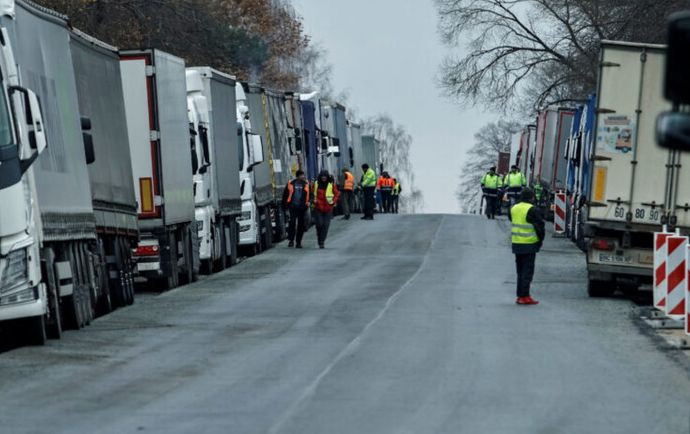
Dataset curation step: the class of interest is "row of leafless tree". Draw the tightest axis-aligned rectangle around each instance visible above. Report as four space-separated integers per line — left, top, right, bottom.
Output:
436 0 690 211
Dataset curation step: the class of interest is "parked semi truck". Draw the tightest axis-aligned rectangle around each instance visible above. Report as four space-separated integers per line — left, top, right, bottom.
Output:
584 41 675 296
186 67 241 273
564 93 596 250
71 29 137 311
299 92 323 180
533 106 574 211
120 49 198 289
0 0 111 343
236 83 268 255
516 125 537 183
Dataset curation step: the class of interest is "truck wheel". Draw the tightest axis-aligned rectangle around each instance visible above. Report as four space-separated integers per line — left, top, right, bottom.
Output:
62 291 83 330
229 221 238 266
264 207 273 250
214 222 228 272
22 315 47 346
179 228 194 285
588 279 614 297
46 287 62 340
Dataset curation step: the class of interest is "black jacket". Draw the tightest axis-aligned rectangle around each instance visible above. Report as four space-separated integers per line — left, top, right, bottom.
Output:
509 202 545 254
282 179 310 209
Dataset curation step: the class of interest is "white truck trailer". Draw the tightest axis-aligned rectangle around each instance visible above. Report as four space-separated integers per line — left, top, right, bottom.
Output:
186 67 241 273
120 49 198 289
584 41 676 296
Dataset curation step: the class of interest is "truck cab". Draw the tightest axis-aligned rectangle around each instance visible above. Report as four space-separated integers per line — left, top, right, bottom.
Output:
235 83 264 253
0 19 50 343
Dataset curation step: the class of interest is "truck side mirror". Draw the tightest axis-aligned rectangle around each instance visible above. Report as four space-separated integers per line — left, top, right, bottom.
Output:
658 12 690 151
81 116 92 131
657 112 690 151
664 12 690 105
83 132 95 164
249 133 264 167
9 86 47 166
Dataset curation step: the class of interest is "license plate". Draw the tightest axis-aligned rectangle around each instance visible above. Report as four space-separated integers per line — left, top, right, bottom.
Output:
598 253 633 264
638 252 654 265
138 262 160 272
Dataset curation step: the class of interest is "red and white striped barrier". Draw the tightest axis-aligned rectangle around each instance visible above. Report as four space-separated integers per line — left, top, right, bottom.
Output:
554 192 566 234
666 235 688 320
654 232 673 310
686 245 690 335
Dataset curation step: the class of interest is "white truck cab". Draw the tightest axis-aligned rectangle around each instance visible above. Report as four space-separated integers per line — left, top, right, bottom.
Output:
186 70 215 267
235 83 264 252
0 11 50 340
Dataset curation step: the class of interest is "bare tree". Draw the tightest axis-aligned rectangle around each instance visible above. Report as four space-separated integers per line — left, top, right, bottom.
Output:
362 114 425 213
457 120 521 212
435 0 689 112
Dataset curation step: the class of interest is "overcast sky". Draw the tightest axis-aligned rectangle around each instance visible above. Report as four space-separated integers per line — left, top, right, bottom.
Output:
293 0 497 214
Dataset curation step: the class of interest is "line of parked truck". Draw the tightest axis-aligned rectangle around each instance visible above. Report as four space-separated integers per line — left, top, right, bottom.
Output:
510 39 683 297
0 0 383 345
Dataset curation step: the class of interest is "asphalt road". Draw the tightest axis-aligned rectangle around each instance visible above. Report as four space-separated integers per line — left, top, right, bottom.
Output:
1 214 689 434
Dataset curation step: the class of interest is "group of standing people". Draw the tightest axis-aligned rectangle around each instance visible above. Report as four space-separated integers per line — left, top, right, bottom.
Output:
376 172 401 214
282 164 400 249
480 165 527 219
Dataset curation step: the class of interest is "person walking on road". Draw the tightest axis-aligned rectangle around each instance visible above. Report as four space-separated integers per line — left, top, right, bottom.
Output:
360 164 376 220
391 178 401 214
313 170 340 249
340 168 355 220
505 165 527 206
282 170 310 248
480 166 501 219
509 188 545 305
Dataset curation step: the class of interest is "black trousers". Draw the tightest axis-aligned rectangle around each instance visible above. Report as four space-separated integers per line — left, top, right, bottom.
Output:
515 253 536 297
381 189 392 212
363 186 375 218
341 189 353 217
484 191 497 219
287 207 306 245
314 211 332 245
392 195 399 213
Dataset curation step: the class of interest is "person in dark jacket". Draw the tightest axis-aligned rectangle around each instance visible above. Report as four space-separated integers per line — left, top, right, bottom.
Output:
313 170 340 249
282 170 310 248
508 188 545 305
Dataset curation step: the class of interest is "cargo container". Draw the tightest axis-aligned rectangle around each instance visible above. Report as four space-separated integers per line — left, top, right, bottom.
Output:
71 29 138 310
584 41 676 296
120 49 198 289
186 67 241 273
533 106 574 196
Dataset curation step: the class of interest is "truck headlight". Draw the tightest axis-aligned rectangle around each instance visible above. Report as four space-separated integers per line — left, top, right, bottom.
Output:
0 287 37 306
1 248 28 294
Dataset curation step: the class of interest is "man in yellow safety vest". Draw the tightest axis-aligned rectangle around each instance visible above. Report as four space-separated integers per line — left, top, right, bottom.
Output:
360 164 377 220
480 166 501 219
509 188 545 305
505 165 527 206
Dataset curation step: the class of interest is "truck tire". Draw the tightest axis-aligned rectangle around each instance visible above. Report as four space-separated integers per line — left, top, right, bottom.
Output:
178 227 194 285
229 221 238 266
22 315 47 346
214 221 228 272
263 207 273 250
159 231 179 291
588 279 614 297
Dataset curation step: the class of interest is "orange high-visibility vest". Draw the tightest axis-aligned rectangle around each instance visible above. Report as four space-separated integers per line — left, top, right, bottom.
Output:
286 179 310 204
344 171 355 191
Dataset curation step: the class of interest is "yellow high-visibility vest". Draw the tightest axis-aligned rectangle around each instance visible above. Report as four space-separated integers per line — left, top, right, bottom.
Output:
314 181 335 205
511 202 539 244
